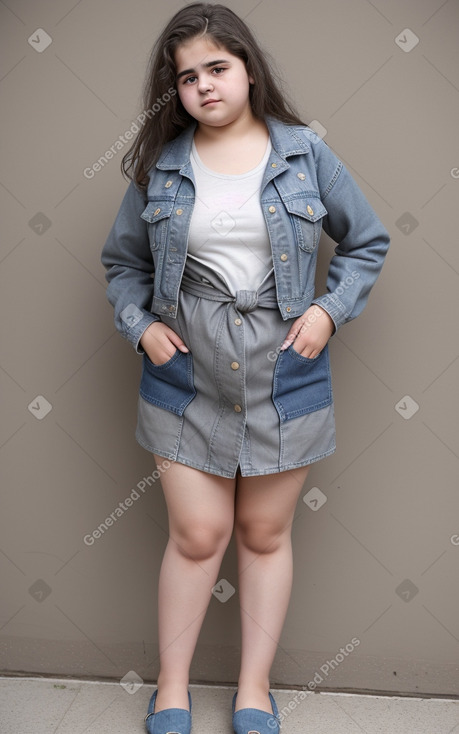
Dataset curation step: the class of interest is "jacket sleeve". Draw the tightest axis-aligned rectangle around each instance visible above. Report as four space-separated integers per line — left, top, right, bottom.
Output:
101 180 160 353
310 138 390 331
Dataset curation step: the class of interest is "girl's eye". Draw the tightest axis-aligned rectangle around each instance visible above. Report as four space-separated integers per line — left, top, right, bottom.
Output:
183 67 226 84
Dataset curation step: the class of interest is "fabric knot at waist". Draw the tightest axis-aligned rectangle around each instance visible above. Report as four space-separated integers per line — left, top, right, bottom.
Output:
180 278 278 312
234 290 258 313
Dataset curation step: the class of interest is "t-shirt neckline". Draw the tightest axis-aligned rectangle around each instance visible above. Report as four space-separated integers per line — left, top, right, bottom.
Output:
190 137 272 179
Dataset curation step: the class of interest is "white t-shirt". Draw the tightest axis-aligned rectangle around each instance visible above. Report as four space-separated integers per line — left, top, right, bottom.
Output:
187 137 273 293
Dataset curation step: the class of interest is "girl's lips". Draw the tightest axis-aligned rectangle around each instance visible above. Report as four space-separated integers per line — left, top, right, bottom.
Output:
202 99 220 106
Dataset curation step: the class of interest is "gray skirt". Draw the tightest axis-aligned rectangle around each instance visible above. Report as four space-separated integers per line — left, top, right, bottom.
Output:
136 257 336 478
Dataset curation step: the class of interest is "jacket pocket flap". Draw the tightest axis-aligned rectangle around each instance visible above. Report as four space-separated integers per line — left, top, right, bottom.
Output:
283 197 327 222
141 200 174 224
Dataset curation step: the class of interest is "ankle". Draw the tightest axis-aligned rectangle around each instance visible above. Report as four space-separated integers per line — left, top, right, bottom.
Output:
234 679 272 712
237 677 270 694
157 670 189 686
155 674 190 712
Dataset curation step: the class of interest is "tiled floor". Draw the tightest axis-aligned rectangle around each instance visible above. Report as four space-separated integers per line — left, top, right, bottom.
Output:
1 677 459 733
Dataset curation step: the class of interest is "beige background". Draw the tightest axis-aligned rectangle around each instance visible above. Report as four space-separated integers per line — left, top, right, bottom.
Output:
1 0 458 698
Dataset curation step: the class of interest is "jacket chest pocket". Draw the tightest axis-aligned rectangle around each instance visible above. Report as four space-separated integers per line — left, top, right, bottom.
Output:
141 200 174 252
284 196 327 252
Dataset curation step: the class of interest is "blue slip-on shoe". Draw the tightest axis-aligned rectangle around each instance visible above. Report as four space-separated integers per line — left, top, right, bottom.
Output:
144 689 192 734
232 690 281 734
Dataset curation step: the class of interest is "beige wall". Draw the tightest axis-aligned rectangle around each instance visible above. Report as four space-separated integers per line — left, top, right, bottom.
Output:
1 0 458 696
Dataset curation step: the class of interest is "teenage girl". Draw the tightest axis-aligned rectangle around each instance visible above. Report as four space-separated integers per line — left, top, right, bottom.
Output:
101 4 390 733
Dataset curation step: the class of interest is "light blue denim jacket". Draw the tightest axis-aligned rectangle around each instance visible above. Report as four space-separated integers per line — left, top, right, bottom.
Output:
101 116 390 351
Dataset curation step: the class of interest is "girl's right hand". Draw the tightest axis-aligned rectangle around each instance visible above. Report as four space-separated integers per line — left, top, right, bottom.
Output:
139 321 189 365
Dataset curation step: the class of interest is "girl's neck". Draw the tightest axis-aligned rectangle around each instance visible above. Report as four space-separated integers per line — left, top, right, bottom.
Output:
192 112 270 175
194 108 267 146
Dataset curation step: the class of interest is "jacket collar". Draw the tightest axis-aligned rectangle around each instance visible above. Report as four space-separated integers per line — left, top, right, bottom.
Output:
155 115 311 171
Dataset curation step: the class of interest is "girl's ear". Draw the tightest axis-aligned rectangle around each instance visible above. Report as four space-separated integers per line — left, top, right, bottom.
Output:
246 61 254 85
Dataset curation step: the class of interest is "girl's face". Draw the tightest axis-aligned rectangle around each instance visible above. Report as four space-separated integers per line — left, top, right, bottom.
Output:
174 36 254 128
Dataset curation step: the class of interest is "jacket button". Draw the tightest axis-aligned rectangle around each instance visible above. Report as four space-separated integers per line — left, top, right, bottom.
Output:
165 180 173 188
154 208 161 216
176 208 183 215
297 172 306 180
231 361 240 370
234 404 242 413
280 253 288 262
271 162 277 168
168 305 175 312
234 318 242 326
307 205 314 216
286 306 292 312
268 206 276 213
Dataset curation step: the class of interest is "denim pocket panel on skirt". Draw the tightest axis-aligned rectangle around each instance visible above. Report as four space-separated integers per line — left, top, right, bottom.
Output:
140 350 196 416
272 343 332 422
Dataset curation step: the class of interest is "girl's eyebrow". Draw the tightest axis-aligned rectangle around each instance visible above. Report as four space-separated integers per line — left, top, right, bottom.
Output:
176 59 230 81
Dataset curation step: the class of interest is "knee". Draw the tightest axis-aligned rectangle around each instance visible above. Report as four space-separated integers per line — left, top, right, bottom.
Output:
173 522 232 562
235 518 288 555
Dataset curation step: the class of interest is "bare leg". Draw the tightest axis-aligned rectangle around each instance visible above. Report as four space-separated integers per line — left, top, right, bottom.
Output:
233 465 310 712
153 456 236 712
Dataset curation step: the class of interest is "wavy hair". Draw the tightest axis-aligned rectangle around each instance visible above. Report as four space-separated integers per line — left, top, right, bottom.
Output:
122 3 308 190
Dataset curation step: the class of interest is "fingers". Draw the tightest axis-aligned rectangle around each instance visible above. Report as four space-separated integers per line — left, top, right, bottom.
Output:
140 321 189 365
280 306 334 358
166 327 189 353
280 316 304 351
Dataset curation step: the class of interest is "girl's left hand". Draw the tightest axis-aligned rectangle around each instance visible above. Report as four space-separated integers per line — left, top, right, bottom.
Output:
280 305 335 359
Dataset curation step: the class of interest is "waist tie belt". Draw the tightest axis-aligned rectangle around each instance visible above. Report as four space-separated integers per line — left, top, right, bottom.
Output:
180 277 278 314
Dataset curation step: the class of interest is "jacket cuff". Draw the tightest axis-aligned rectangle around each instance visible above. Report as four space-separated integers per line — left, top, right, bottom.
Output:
133 316 161 355
311 294 347 333
119 309 160 354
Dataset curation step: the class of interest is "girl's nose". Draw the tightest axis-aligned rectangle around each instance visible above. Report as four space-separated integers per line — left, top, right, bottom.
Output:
198 77 214 93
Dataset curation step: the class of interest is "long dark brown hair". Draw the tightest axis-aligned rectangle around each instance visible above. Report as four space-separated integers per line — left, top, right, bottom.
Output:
122 3 308 190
